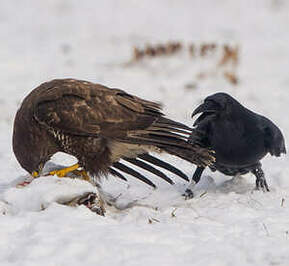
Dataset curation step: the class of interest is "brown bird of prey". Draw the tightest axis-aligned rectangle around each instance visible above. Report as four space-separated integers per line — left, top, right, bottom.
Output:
13 79 214 212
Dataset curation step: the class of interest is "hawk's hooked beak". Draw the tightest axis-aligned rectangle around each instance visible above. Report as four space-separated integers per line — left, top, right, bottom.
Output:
32 163 44 178
192 100 220 118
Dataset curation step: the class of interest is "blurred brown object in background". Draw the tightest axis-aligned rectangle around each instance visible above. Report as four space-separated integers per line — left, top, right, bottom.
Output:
133 47 145 60
200 43 217 56
145 45 157 57
219 45 239 66
155 44 166 55
188 44 195 56
166 42 182 54
132 41 183 61
224 71 238 85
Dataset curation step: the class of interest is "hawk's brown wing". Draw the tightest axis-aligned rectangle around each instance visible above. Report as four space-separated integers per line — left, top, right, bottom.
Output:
34 79 163 139
33 79 213 187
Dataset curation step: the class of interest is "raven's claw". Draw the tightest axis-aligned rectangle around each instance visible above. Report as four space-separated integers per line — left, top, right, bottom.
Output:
183 188 194 200
252 167 270 192
255 178 270 192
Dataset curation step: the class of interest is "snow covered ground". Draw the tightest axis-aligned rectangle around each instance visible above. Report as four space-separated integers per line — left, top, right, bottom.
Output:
1 0 289 265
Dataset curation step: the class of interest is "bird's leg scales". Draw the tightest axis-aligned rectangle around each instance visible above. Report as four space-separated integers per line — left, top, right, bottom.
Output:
183 166 205 199
48 163 80 177
49 165 92 183
65 191 106 216
252 167 270 192
17 166 91 188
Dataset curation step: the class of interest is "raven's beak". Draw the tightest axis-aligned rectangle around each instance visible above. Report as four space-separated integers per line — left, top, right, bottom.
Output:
192 101 219 117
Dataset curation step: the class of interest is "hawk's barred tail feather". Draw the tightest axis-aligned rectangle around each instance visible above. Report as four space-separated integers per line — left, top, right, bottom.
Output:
138 153 189 182
113 162 157 188
123 157 174 184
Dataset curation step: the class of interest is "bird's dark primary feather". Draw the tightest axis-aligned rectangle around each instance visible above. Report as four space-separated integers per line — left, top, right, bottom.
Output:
123 157 174 184
13 78 214 188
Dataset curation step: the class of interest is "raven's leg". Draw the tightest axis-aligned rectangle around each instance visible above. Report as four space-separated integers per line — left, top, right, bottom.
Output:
183 166 205 199
252 166 270 192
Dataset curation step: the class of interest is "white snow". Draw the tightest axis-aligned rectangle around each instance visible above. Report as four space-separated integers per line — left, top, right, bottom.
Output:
1 0 289 265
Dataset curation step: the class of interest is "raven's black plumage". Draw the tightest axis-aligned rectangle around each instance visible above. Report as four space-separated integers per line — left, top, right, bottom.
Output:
185 92 286 198
13 79 214 190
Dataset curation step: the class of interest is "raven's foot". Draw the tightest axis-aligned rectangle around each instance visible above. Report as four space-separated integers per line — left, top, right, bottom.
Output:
65 192 106 216
183 167 205 199
252 167 270 192
255 178 270 192
183 188 194 199
183 180 197 199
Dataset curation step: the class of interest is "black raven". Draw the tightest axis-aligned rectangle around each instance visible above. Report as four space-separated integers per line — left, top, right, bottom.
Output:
184 92 286 198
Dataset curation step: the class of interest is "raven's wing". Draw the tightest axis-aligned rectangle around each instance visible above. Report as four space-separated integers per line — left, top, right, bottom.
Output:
260 116 286 157
190 110 216 148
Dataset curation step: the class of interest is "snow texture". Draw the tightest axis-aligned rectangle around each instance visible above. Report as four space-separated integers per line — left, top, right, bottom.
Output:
1 0 289 265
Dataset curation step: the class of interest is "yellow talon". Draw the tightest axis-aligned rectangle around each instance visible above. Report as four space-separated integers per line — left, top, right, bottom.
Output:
48 163 80 177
